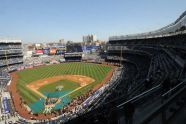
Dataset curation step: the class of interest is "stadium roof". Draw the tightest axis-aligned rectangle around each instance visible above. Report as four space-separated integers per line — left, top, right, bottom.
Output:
109 10 186 41
0 39 22 43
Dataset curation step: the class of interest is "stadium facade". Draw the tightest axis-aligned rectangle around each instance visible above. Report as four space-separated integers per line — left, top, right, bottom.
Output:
0 39 23 93
64 43 83 61
0 39 23 81
1 11 186 124
0 39 23 121
67 11 186 124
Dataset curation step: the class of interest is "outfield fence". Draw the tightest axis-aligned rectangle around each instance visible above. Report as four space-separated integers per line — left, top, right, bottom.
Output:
22 66 122 123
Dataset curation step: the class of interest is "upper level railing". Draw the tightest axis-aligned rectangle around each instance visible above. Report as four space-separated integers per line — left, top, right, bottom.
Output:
109 30 186 41
0 39 21 43
140 80 186 124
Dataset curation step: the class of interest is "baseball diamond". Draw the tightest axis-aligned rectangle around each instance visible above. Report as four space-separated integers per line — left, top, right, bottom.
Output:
1 5 186 124
8 62 115 119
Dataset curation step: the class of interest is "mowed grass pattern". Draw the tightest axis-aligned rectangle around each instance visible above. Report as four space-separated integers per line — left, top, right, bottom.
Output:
38 80 80 93
16 62 112 104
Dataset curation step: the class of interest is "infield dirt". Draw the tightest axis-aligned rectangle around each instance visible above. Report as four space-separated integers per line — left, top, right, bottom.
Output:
8 64 115 120
26 75 95 99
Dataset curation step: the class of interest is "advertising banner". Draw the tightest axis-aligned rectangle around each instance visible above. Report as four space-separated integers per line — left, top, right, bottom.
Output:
43 48 50 55
50 49 57 54
35 50 43 54
3 97 10 113
56 50 64 55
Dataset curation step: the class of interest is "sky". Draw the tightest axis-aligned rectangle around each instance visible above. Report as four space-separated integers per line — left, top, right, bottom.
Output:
0 0 186 43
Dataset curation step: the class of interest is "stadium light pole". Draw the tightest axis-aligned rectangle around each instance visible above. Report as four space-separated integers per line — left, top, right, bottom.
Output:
120 46 122 66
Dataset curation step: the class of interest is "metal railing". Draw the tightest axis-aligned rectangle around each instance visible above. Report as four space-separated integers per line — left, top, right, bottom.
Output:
140 80 186 124
109 30 186 41
161 80 185 103
117 84 161 108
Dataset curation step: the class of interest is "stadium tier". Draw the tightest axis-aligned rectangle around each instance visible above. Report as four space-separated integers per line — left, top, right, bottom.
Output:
0 39 23 122
66 12 186 124
109 10 186 41
1 11 186 124
64 43 83 61
0 39 23 78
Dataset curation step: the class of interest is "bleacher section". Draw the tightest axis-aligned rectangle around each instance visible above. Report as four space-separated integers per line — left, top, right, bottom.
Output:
64 44 83 62
2 10 186 124
0 40 23 84
66 12 186 124
109 10 186 41
0 40 23 123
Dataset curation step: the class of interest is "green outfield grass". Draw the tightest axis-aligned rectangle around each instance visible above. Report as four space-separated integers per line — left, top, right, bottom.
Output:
16 62 112 105
38 79 80 93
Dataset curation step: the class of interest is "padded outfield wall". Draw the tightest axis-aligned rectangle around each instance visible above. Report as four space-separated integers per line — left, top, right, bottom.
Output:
8 62 114 116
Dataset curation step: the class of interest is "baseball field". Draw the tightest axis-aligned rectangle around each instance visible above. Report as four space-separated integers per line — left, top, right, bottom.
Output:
10 62 114 115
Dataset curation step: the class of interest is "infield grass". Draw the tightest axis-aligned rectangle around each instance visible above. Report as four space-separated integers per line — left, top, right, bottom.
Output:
16 62 112 104
38 80 80 93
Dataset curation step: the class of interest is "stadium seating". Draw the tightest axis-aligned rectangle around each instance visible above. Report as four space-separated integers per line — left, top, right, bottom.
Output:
65 17 186 123
65 44 83 62
1 10 186 124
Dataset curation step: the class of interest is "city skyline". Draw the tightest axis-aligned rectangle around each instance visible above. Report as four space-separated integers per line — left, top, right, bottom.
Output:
0 0 186 43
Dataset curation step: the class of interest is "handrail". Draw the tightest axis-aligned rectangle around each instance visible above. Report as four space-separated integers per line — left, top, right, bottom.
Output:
117 84 161 108
140 85 186 124
162 80 186 97
109 30 186 41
